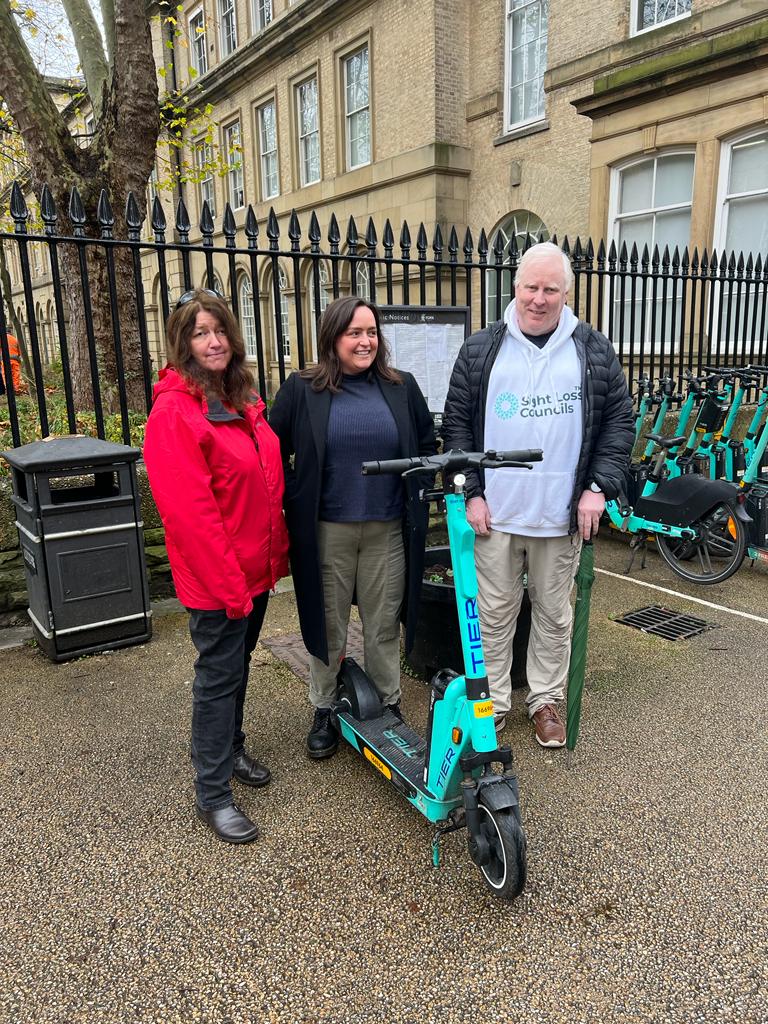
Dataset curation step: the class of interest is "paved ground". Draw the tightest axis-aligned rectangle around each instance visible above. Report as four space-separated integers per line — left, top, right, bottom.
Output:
1 535 767 1024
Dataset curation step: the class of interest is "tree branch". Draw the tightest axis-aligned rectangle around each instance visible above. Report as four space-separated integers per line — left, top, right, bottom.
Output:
0 2 78 187
61 0 109 119
99 0 116 65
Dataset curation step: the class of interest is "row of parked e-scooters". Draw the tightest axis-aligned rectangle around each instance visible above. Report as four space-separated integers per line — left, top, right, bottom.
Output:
608 364 768 584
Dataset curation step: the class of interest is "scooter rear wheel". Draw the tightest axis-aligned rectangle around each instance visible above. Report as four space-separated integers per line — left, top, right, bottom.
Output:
656 503 746 585
476 801 527 901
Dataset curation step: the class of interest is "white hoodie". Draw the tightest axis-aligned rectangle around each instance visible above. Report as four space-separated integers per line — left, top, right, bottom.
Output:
483 300 583 537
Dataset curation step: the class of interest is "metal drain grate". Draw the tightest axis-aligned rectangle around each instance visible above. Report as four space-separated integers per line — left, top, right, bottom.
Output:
615 605 714 641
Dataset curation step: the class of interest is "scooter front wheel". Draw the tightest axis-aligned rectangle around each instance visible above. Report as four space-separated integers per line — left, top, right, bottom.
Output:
656 503 746 585
476 801 527 901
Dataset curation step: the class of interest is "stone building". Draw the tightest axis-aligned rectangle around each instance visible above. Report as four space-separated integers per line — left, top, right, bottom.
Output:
3 0 767 390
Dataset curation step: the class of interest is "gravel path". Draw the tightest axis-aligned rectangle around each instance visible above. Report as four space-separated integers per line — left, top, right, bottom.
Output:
1 542 766 1024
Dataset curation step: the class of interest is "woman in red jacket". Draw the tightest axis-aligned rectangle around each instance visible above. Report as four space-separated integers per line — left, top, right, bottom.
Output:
144 289 288 845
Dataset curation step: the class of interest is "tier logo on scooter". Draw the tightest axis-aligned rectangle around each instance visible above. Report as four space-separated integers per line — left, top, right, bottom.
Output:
435 746 455 791
384 729 419 758
464 597 484 674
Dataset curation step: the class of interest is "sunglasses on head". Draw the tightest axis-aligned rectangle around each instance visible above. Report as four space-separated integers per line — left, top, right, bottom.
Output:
175 288 224 310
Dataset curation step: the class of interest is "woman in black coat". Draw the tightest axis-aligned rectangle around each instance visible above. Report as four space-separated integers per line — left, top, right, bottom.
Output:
268 296 436 759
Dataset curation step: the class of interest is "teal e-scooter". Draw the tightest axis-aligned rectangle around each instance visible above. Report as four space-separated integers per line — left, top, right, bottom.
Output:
333 448 542 901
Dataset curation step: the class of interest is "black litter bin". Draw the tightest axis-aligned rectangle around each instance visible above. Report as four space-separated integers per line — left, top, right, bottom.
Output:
407 545 531 687
3 436 152 661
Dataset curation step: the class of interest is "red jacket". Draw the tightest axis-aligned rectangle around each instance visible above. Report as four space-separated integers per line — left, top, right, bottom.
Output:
143 368 289 617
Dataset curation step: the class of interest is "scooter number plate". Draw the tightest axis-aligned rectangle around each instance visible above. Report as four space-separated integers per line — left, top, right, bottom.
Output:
363 746 392 779
474 700 494 718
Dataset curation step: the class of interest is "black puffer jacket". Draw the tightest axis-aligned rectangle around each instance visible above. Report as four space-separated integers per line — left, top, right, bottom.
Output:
442 318 634 533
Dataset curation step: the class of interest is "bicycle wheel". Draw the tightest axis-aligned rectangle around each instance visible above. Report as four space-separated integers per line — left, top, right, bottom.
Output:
656 503 746 584
475 801 527 901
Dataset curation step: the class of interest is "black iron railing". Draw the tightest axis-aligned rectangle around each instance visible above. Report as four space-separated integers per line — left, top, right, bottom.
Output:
1 179 767 448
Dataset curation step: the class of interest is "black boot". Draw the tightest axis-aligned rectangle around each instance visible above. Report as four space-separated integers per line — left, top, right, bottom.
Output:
232 751 271 788
196 803 259 844
306 707 338 760
385 700 403 721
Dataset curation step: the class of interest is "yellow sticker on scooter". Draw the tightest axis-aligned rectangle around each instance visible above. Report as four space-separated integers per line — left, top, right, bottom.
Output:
363 746 392 779
474 700 494 718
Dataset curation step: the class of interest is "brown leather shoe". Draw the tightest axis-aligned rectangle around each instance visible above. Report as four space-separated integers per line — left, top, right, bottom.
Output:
532 704 566 748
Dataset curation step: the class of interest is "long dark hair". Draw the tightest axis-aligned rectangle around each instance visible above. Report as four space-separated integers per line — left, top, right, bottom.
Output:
165 290 255 410
301 295 402 392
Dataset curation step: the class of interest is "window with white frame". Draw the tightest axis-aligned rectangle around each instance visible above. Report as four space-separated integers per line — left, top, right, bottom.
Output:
224 120 244 209
504 0 548 130
610 151 695 348
257 100 279 200
485 210 550 322
274 265 291 359
296 76 320 186
309 261 331 359
218 0 237 56
354 261 370 299
631 0 691 35
715 130 768 350
240 276 258 358
196 140 216 217
717 130 768 259
253 0 272 31
189 8 208 75
344 45 370 169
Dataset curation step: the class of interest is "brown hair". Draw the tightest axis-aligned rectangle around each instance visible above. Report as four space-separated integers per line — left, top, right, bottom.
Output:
301 295 402 392
165 289 255 410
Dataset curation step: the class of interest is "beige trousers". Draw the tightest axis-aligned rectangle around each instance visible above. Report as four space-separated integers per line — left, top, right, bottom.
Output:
473 530 582 717
309 519 405 709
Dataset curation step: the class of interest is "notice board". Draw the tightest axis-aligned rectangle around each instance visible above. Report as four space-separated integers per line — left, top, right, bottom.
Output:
378 305 470 414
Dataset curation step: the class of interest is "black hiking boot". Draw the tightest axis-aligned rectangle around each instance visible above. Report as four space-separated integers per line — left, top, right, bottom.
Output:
306 707 338 760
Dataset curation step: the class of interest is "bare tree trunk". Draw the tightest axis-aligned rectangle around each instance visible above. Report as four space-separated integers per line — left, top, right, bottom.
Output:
0 0 158 417
58 229 147 414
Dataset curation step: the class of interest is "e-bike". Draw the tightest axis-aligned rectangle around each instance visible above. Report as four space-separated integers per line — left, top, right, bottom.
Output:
334 448 542 901
606 432 751 584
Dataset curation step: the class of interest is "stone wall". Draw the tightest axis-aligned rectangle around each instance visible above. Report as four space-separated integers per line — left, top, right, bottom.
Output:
0 465 175 627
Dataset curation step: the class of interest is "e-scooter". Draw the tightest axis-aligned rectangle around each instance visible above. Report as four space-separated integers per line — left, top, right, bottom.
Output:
334 448 542 901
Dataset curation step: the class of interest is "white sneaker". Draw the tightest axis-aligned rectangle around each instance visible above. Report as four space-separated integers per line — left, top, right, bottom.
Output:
494 714 507 733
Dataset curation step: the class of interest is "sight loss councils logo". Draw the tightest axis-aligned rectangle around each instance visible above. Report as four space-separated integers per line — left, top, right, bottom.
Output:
494 392 519 419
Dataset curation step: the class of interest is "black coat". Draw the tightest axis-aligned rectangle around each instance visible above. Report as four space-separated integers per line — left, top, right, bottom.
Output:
441 319 634 533
268 370 437 663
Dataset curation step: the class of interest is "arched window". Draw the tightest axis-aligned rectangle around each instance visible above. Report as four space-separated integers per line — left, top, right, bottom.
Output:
486 210 549 322
609 151 695 350
354 261 370 299
272 264 291 360
716 129 768 260
714 129 768 352
239 276 258 359
309 260 331 360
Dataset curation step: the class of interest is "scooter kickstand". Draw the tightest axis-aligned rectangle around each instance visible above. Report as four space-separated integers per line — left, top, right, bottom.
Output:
431 814 466 868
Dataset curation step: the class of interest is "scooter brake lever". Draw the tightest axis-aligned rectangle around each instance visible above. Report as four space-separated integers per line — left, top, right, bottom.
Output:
401 464 437 481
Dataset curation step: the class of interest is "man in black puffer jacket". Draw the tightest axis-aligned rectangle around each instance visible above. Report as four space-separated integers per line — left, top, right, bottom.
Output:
442 242 633 748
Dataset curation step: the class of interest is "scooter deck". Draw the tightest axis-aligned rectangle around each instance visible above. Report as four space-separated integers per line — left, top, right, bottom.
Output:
336 708 460 820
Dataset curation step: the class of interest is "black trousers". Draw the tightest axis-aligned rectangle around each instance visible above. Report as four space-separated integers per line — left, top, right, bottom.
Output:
187 592 269 810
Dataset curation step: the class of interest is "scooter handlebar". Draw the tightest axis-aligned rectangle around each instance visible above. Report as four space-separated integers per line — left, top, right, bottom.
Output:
361 449 543 476
361 457 423 476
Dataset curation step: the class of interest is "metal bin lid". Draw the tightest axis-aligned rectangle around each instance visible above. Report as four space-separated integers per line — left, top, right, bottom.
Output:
2 435 141 472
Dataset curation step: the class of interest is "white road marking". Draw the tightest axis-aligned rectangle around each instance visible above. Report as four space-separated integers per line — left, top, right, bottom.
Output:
594 568 768 625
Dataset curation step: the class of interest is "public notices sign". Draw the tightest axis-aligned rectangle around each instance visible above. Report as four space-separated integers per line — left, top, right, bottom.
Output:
378 305 470 414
